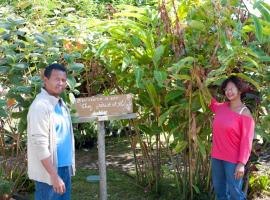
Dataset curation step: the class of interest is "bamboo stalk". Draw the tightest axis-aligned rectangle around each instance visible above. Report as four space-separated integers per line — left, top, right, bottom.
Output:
188 82 193 199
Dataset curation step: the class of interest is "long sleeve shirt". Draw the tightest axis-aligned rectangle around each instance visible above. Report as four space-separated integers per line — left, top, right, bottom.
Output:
27 88 75 185
209 98 255 164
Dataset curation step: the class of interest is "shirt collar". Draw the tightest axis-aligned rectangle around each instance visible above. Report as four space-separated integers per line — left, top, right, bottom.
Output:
40 88 63 107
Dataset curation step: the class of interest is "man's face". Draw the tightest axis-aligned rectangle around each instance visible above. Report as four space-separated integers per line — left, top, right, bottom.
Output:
44 69 67 97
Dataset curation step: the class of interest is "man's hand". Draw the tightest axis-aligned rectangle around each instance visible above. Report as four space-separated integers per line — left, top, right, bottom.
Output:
51 174 66 194
41 156 66 194
234 163 245 180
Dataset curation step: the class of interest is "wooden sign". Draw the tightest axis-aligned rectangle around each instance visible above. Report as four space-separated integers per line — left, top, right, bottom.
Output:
75 94 133 117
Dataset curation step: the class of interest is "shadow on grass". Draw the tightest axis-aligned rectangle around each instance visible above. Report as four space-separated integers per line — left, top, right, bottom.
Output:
72 168 149 200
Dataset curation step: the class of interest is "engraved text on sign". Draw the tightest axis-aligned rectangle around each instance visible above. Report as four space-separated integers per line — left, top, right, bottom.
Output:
75 94 133 117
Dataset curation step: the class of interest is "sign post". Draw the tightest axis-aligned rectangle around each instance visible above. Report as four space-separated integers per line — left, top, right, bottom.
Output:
73 94 136 200
97 120 106 200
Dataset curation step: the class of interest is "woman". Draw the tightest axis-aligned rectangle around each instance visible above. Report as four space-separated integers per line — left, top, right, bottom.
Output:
209 76 255 200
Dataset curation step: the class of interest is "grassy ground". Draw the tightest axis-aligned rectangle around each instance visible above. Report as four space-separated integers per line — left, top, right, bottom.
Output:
27 137 180 200
71 169 185 200
71 168 148 200
28 168 149 200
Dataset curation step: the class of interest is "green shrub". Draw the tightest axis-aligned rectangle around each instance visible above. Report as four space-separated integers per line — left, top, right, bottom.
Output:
249 173 270 197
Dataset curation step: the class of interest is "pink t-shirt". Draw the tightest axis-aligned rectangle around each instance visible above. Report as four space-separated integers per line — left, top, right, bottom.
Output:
209 98 255 164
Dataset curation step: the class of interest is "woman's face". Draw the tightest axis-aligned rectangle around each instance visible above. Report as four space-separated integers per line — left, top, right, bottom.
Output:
224 81 241 101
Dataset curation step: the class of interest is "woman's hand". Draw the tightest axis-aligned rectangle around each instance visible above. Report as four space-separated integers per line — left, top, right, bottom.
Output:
235 163 245 180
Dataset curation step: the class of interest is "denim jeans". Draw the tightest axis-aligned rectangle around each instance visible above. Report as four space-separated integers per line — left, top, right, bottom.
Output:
212 158 246 200
35 166 71 200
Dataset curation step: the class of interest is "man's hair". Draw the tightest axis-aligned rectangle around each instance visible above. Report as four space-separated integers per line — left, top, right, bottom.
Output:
44 63 67 78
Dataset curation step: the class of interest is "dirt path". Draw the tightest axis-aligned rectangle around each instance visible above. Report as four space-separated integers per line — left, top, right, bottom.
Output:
75 138 136 173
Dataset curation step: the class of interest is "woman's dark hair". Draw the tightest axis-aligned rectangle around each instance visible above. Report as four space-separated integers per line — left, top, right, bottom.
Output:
221 75 260 113
44 63 67 78
221 76 248 95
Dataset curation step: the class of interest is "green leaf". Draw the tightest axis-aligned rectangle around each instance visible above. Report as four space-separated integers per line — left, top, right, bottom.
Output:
225 41 233 51
165 90 184 106
11 110 27 119
109 26 126 39
171 74 191 81
63 7 76 14
261 2 270 13
254 1 270 22
256 127 270 142
68 63 84 72
18 118 27 133
0 66 10 74
63 53 73 63
188 20 205 31
252 15 263 42
158 105 178 126
69 92 76 104
145 82 160 109
242 25 254 33
0 99 6 107
169 57 194 73
259 56 270 62
11 18 26 25
2 33 11 40
197 138 206 159
16 1 31 9
205 75 227 86
138 92 152 106
114 12 150 24
192 185 201 194
0 178 11 193
242 55 260 69
150 122 162 135
13 63 29 70
0 108 7 118
47 47 59 52
153 45 165 68
198 91 206 112
143 31 155 55
29 76 42 84
116 5 146 14
34 34 47 44
121 56 130 72
11 86 32 94
96 40 111 57
130 35 141 47
177 3 188 20
154 70 167 87
138 54 152 65
174 140 188 153
135 67 144 88
67 75 77 90
138 124 152 135
8 74 23 84
232 73 261 91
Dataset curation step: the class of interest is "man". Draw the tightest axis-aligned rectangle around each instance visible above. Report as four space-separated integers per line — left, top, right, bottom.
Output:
27 63 75 200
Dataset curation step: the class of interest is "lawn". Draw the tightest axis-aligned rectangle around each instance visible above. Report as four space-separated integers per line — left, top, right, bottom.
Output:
71 168 148 200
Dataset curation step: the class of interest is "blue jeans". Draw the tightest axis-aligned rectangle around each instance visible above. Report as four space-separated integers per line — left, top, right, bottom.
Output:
212 158 246 200
35 166 71 200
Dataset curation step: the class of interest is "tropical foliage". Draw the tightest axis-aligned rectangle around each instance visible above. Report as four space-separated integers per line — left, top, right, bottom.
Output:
0 0 269 198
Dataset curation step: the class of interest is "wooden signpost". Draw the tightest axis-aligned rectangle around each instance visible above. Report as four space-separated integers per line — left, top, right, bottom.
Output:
75 94 133 118
73 94 136 200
